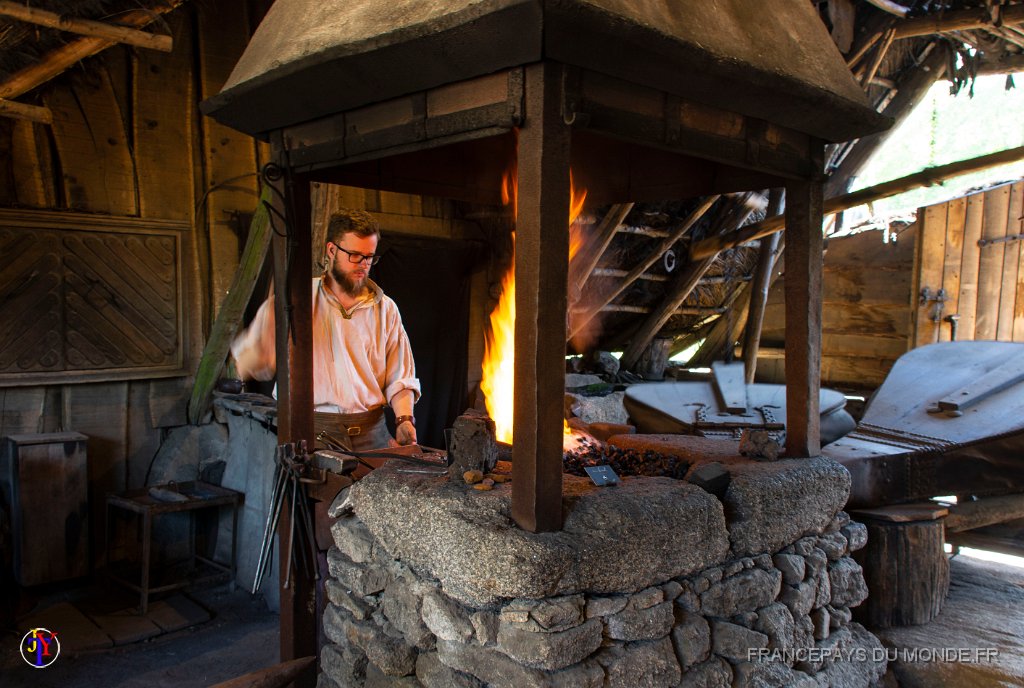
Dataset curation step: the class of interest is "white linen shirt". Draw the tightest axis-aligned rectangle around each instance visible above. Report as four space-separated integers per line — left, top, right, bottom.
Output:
231 277 420 413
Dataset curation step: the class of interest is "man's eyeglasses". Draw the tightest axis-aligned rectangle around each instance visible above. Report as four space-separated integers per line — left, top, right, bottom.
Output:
331 243 380 266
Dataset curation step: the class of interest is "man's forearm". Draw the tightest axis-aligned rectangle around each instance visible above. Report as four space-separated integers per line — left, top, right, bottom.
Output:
390 388 416 418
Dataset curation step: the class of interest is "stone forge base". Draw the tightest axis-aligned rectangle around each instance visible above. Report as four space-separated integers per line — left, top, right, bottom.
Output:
319 457 887 688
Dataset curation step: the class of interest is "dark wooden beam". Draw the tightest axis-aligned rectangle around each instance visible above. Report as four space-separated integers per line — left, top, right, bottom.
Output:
783 177 823 458
512 62 570 533
270 160 316 680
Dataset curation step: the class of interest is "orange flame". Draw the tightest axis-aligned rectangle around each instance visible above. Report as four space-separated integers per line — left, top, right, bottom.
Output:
482 166 587 446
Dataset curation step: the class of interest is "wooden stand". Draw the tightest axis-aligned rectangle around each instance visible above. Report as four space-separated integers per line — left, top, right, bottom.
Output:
852 504 950 628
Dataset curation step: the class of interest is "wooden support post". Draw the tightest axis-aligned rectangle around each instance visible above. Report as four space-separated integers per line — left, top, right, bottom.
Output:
852 505 950 628
512 62 571 533
784 177 823 458
270 161 316 680
743 189 784 383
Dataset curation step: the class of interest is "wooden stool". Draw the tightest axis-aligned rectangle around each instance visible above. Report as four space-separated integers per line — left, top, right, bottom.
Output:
851 503 950 628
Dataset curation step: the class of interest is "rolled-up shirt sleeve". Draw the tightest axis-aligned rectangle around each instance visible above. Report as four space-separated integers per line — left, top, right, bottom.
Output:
230 296 277 381
382 299 421 405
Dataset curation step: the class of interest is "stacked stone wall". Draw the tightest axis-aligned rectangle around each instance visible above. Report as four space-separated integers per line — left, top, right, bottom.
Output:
320 510 886 688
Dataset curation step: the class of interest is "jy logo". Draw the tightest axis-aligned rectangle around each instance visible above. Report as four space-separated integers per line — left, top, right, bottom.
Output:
20 628 60 668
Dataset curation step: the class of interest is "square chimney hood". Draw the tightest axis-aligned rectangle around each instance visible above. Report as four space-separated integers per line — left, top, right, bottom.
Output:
202 0 889 533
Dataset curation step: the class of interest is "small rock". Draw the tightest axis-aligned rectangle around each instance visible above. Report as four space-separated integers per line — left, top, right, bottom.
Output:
671 609 711 669
588 350 621 376
711 620 768 662
662 580 683 602
811 607 830 641
471 610 499 645
687 462 730 497
463 470 484 484
481 478 495 487
585 595 629 618
472 483 493 491
486 473 510 484
773 553 806 585
588 422 635 442
450 410 498 476
817 532 848 561
738 429 783 461
842 522 868 552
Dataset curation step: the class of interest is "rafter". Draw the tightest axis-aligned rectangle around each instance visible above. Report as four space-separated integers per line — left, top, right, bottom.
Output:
0 2 183 101
691 145 1024 260
0 1 172 52
0 97 52 123
894 4 1024 39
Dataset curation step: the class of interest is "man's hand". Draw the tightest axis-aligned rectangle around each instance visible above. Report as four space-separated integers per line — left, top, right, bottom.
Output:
396 419 417 446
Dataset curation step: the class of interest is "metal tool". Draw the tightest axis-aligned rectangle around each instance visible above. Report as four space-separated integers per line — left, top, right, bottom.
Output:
252 450 287 593
253 440 322 593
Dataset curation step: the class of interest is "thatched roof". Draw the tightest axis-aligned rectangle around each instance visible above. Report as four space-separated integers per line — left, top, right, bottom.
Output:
0 0 177 82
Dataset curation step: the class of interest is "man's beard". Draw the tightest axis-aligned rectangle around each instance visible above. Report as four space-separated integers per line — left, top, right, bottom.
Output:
331 264 367 297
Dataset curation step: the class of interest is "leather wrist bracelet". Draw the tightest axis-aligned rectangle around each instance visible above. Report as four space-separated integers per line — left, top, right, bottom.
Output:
395 415 415 427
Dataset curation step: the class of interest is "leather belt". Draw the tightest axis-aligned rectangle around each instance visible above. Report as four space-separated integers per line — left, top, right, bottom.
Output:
314 406 385 437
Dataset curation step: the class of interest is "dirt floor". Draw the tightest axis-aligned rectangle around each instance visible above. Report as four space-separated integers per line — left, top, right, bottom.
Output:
0 583 278 687
1 553 1021 687
875 552 1024 688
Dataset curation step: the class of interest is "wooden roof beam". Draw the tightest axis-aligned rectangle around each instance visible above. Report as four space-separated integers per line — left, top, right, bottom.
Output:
570 195 718 339
894 4 1024 39
0 2 183 100
0 1 172 52
691 145 1024 260
0 97 52 123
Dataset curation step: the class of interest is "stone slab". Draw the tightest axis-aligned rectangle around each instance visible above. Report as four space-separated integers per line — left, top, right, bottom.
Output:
722 456 851 557
352 466 729 606
89 610 163 646
19 601 112 652
146 594 211 632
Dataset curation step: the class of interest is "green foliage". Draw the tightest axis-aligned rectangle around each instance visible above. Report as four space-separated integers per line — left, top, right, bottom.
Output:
852 74 1024 216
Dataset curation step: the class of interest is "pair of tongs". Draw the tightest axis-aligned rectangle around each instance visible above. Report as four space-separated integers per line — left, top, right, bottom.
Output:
316 429 448 471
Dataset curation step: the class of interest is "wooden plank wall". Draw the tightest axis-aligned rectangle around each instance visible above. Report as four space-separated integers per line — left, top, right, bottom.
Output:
759 226 916 388
0 0 273 564
759 180 1024 390
914 182 1024 346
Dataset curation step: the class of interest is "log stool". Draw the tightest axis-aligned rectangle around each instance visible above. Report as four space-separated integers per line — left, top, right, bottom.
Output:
851 503 950 628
